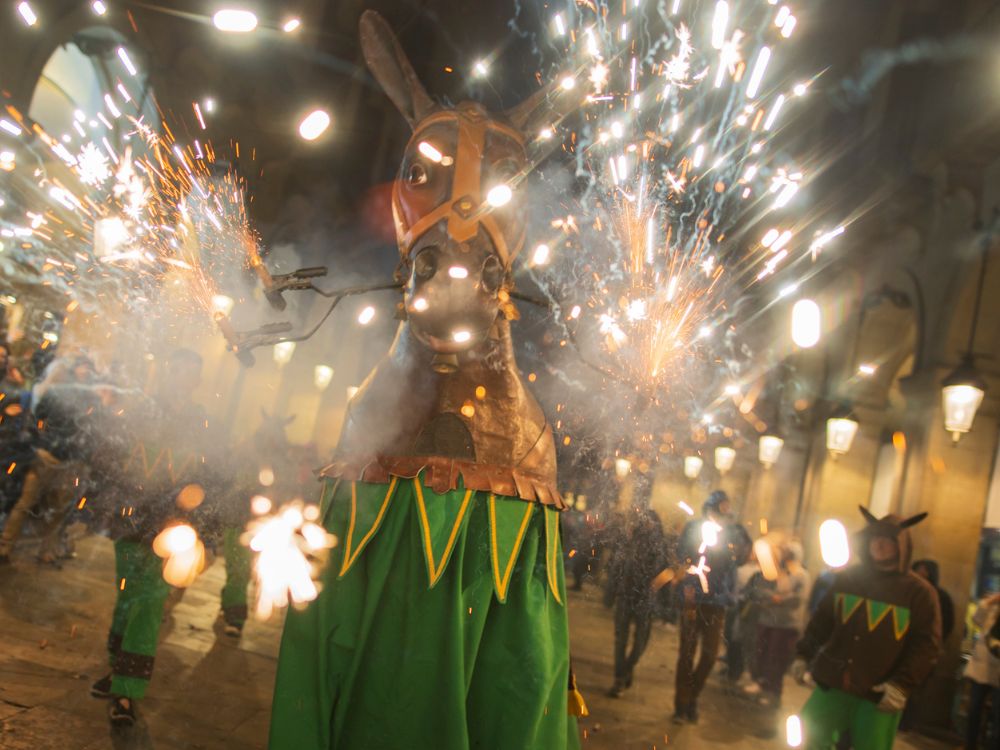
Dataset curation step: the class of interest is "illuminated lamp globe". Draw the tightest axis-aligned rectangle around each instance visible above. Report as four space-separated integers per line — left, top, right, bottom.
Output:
791 298 821 348
683 455 703 480
941 355 986 442
314 364 334 391
272 341 296 367
826 405 859 457
758 433 784 469
715 445 736 474
213 9 258 32
614 458 631 479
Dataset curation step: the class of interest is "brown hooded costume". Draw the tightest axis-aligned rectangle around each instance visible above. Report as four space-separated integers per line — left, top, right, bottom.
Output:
796 508 942 702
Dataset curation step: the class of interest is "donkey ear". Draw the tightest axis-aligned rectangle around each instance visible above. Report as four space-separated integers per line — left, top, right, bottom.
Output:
504 76 584 137
359 11 435 128
899 512 928 529
858 506 878 524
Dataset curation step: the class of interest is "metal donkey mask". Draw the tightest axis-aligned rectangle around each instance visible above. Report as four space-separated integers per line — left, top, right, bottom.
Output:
321 11 576 507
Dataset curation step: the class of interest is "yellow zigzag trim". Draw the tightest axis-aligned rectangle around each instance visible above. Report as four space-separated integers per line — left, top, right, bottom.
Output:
489 495 535 603
866 600 894 632
339 477 398 577
413 480 472 587
545 507 563 605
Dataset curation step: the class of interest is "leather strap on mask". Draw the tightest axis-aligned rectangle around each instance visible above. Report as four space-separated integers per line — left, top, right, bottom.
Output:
392 106 526 267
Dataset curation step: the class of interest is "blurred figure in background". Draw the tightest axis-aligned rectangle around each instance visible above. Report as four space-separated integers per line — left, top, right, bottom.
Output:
672 490 751 724
963 592 1000 749
220 412 300 637
911 559 954 642
724 551 765 688
90 348 223 727
898 558 956 732
604 506 669 697
0 341 32 516
745 538 809 707
0 355 101 564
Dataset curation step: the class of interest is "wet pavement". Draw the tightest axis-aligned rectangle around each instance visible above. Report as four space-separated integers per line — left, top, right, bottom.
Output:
0 532 956 749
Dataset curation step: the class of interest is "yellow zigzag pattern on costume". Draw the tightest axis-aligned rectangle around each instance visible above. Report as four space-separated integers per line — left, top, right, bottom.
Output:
834 593 910 640
124 443 198 485
334 479 563 604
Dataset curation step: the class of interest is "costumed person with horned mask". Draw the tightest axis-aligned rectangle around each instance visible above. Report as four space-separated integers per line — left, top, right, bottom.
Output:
791 508 942 750
268 11 585 750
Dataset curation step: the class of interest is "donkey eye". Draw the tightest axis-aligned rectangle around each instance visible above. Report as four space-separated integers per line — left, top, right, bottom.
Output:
407 162 428 186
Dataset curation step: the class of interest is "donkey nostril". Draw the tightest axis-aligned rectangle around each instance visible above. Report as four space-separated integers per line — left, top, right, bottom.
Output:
481 255 503 294
413 247 438 279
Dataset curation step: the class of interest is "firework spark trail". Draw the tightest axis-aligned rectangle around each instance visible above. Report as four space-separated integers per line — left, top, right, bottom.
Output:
513 0 841 449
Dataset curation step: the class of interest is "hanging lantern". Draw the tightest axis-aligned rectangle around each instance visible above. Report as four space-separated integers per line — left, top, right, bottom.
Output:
715 445 736 474
826 405 859 456
314 365 334 391
683 455 703 479
758 433 784 468
272 341 296 367
791 298 821 348
941 355 986 442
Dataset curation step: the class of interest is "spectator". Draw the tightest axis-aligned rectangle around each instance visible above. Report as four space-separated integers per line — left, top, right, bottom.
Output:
911 559 955 641
604 506 668 697
792 509 942 750
0 356 102 564
672 490 751 724
745 538 809 706
964 593 1000 749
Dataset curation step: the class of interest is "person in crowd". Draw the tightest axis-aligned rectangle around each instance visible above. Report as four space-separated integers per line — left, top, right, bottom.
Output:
89 348 223 727
911 559 954 641
963 592 1000 749
898 558 956 731
0 355 102 564
723 554 764 686
219 412 299 637
745 538 809 706
570 510 609 591
791 509 942 750
672 490 751 724
604 505 668 697
0 341 32 515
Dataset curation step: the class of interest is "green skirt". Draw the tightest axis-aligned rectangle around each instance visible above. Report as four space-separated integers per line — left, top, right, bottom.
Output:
269 476 580 750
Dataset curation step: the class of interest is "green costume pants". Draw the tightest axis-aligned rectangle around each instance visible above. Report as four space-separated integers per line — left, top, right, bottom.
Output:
221 526 251 626
801 686 901 750
269 478 579 750
107 540 170 699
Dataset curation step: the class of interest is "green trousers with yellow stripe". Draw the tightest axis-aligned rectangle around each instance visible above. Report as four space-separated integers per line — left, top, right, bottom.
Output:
107 540 170 699
269 477 580 749
801 686 901 750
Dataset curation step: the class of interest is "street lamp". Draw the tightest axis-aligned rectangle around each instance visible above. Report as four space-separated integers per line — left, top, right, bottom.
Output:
314 365 334 391
758 433 784 468
683 455 703 480
614 458 632 478
942 355 986 442
826 405 859 457
715 445 736 474
791 298 821 348
273 341 295 367
213 9 258 32
298 109 331 141
942 239 990 442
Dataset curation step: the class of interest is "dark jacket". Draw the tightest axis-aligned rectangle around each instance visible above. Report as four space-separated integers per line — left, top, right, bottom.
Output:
912 559 955 641
605 509 668 612
797 511 942 701
676 512 752 608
